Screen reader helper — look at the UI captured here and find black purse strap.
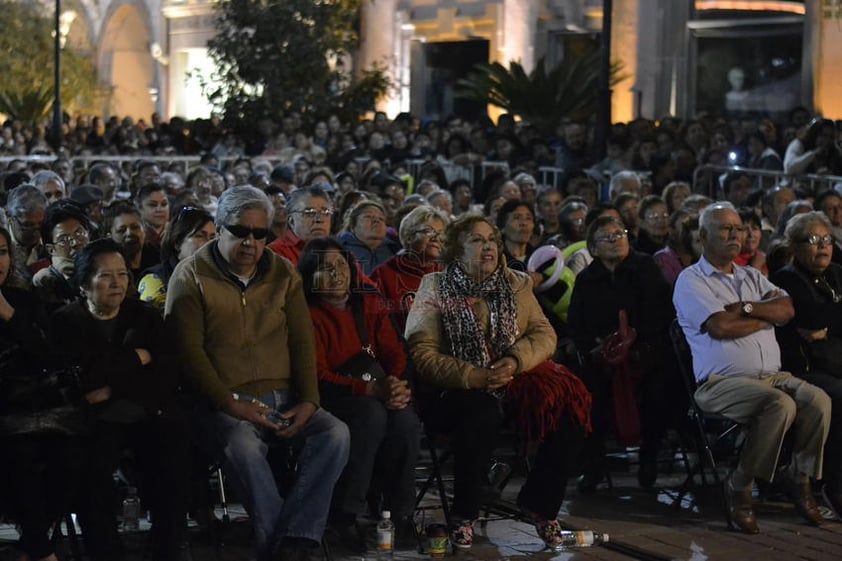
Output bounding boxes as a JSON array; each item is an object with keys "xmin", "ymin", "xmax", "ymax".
[{"xmin": 350, "ymin": 298, "xmax": 374, "ymax": 357}]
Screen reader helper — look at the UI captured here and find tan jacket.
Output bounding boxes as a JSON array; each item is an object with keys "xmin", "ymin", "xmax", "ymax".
[
  {"xmin": 165, "ymin": 242, "xmax": 319, "ymax": 408},
  {"xmin": 405, "ymin": 268, "xmax": 556, "ymax": 390}
]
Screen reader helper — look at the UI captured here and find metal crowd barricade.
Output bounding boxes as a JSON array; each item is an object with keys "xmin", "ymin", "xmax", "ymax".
[{"xmin": 693, "ymin": 164, "xmax": 842, "ymax": 198}]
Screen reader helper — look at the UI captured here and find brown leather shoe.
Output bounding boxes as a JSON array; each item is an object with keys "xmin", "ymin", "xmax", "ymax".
[
  {"xmin": 724, "ymin": 481, "xmax": 760, "ymax": 534},
  {"xmin": 789, "ymin": 479, "xmax": 823, "ymax": 526}
]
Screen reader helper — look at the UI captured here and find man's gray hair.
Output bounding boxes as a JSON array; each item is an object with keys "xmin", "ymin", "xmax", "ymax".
[
  {"xmin": 285, "ymin": 186, "xmax": 331, "ymax": 214},
  {"xmin": 7, "ymin": 184, "xmax": 48, "ymax": 217},
  {"xmin": 216, "ymin": 185, "xmax": 274, "ymax": 226},
  {"xmin": 30, "ymin": 170, "xmax": 65, "ymax": 191},
  {"xmin": 699, "ymin": 201, "xmax": 738, "ymax": 233},
  {"xmin": 784, "ymin": 211, "xmax": 832, "ymax": 245},
  {"xmin": 399, "ymin": 204, "xmax": 450, "ymax": 247}
]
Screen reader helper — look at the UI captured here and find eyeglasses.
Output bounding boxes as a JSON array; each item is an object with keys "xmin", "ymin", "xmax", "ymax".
[
  {"xmin": 595, "ymin": 230, "xmax": 629, "ymax": 244},
  {"xmin": 800, "ymin": 235, "xmax": 835, "ymax": 247},
  {"xmin": 645, "ymin": 212, "xmax": 669, "ymax": 221},
  {"xmin": 294, "ymin": 208, "xmax": 333, "ymax": 220},
  {"xmin": 416, "ymin": 227, "xmax": 444, "ymax": 241},
  {"xmin": 224, "ymin": 224, "xmax": 269, "ymax": 240},
  {"xmin": 53, "ymin": 228, "xmax": 89, "ymax": 249}
]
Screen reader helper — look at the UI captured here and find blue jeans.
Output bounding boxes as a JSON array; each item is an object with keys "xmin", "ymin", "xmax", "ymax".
[{"xmin": 196, "ymin": 390, "xmax": 350, "ymax": 561}]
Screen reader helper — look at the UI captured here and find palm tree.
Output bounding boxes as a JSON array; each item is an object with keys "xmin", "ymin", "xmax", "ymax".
[{"xmin": 455, "ymin": 52, "xmax": 623, "ymax": 135}]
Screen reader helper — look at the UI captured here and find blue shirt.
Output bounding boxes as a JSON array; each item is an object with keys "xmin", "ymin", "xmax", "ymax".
[{"xmin": 673, "ymin": 256, "xmax": 786, "ymax": 382}]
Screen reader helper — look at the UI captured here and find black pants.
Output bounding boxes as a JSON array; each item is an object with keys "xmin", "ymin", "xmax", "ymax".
[
  {"xmin": 322, "ymin": 395, "xmax": 421, "ymax": 520},
  {"xmin": 425, "ymin": 389, "xmax": 584, "ymax": 521},
  {"xmin": 0, "ymin": 433, "xmax": 84, "ymax": 559},
  {"xmin": 580, "ymin": 354, "xmax": 687, "ymax": 473},
  {"xmin": 75, "ymin": 411, "xmax": 190, "ymax": 561}
]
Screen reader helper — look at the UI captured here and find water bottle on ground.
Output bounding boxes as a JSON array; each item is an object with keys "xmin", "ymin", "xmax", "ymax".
[
  {"xmin": 122, "ymin": 486, "xmax": 141, "ymax": 531},
  {"xmin": 558, "ymin": 530, "xmax": 609, "ymax": 547},
  {"xmin": 376, "ymin": 510, "xmax": 394, "ymax": 560}
]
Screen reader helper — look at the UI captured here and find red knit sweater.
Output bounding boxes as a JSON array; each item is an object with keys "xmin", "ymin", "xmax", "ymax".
[
  {"xmin": 370, "ymin": 253, "xmax": 442, "ymax": 333},
  {"xmin": 309, "ymin": 292, "xmax": 408, "ymax": 397}
]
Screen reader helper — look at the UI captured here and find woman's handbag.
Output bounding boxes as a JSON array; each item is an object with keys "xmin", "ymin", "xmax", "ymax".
[
  {"xmin": 334, "ymin": 299, "xmax": 386, "ymax": 382},
  {"xmin": 0, "ymin": 352, "xmax": 86, "ymax": 436},
  {"xmin": 600, "ymin": 310, "xmax": 641, "ymax": 447}
]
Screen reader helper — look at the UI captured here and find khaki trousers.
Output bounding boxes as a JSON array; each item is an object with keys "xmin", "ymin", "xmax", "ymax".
[{"xmin": 694, "ymin": 372, "xmax": 831, "ymax": 482}]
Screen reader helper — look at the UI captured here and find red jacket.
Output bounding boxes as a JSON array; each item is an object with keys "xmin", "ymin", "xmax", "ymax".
[
  {"xmin": 309, "ymin": 292, "xmax": 408, "ymax": 397},
  {"xmin": 370, "ymin": 253, "xmax": 442, "ymax": 333},
  {"xmin": 267, "ymin": 230, "xmax": 305, "ymax": 265}
]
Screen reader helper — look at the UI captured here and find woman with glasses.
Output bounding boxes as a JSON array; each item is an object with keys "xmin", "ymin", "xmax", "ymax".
[
  {"xmin": 634, "ymin": 195, "xmax": 670, "ymax": 255},
  {"xmin": 569, "ymin": 215, "xmax": 683, "ymax": 491},
  {"xmin": 138, "ymin": 207, "xmax": 216, "ymax": 312},
  {"xmin": 337, "ymin": 200, "xmax": 399, "ymax": 275},
  {"xmin": 772, "ymin": 211, "xmax": 842, "ymax": 517},
  {"xmin": 297, "ymin": 238, "xmax": 420, "ymax": 552},
  {"xmin": 371, "ymin": 205, "xmax": 449, "ymax": 332}
]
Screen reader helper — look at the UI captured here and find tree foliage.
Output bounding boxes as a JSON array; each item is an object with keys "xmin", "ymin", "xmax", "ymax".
[
  {"xmin": 455, "ymin": 52, "xmax": 624, "ymax": 136},
  {"xmin": 0, "ymin": 0, "xmax": 98, "ymax": 125},
  {"xmin": 206, "ymin": 0, "xmax": 392, "ymax": 132}
]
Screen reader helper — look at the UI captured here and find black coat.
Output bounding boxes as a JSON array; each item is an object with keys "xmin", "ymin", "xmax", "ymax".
[
  {"xmin": 568, "ymin": 251, "xmax": 675, "ymax": 360},
  {"xmin": 50, "ymin": 298, "xmax": 181, "ymax": 417},
  {"xmin": 772, "ymin": 261, "xmax": 842, "ymax": 378}
]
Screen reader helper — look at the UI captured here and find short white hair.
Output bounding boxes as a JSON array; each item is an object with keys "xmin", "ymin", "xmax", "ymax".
[
  {"xmin": 609, "ymin": 170, "xmax": 641, "ymax": 199},
  {"xmin": 699, "ymin": 201, "xmax": 738, "ymax": 233}
]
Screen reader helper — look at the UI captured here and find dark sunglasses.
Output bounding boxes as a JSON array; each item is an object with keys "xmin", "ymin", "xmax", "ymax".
[{"xmin": 224, "ymin": 224, "xmax": 269, "ymax": 240}]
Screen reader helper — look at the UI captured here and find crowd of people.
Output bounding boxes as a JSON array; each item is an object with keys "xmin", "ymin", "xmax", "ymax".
[{"xmin": 1, "ymin": 105, "xmax": 842, "ymax": 561}]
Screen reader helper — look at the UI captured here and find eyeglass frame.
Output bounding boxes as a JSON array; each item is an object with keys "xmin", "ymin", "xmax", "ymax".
[{"xmin": 594, "ymin": 229, "xmax": 629, "ymax": 244}]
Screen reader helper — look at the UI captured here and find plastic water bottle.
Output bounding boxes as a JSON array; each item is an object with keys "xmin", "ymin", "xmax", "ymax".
[
  {"xmin": 375, "ymin": 510, "xmax": 394, "ymax": 559},
  {"xmin": 122, "ymin": 487, "xmax": 141, "ymax": 531},
  {"xmin": 558, "ymin": 530, "xmax": 609, "ymax": 547}
]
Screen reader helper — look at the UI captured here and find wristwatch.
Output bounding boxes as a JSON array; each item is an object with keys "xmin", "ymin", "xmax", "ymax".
[{"xmin": 741, "ymin": 302, "xmax": 754, "ymax": 317}]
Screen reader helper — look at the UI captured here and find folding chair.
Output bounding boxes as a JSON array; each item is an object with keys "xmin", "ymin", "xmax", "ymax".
[{"xmin": 669, "ymin": 319, "xmax": 742, "ymax": 520}]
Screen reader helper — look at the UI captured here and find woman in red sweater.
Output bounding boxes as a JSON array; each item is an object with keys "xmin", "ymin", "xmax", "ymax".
[
  {"xmin": 298, "ymin": 238, "xmax": 420, "ymax": 551},
  {"xmin": 370, "ymin": 205, "xmax": 450, "ymax": 333}
]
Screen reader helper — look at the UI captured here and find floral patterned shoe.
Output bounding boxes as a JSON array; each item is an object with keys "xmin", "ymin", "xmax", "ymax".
[
  {"xmin": 450, "ymin": 519, "xmax": 474, "ymax": 549},
  {"xmin": 535, "ymin": 519, "xmax": 565, "ymax": 551}
]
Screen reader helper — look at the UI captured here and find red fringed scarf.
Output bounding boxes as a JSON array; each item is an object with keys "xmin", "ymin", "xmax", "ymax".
[{"xmin": 504, "ymin": 361, "xmax": 592, "ymax": 447}]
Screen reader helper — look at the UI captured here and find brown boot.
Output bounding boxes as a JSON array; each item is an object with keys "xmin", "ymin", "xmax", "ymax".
[
  {"xmin": 724, "ymin": 480, "xmax": 759, "ymax": 534},
  {"xmin": 788, "ymin": 478, "xmax": 824, "ymax": 526}
]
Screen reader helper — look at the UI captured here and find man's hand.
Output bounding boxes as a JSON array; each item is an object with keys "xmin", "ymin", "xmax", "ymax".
[
  {"xmin": 797, "ymin": 327, "xmax": 828, "ymax": 342},
  {"xmin": 134, "ymin": 348, "xmax": 152, "ymax": 366},
  {"xmin": 220, "ymin": 395, "xmax": 278, "ymax": 431},
  {"xmin": 275, "ymin": 401, "xmax": 317, "ymax": 439}
]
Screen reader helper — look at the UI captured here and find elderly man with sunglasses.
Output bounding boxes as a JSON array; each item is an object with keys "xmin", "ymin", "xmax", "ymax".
[{"xmin": 166, "ymin": 186, "xmax": 349, "ymax": 561}]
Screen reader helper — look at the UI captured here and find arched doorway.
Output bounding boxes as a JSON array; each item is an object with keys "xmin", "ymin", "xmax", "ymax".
[{"xmin": 98, "ymin": 3, "xmax": 155, "ymax": 120}]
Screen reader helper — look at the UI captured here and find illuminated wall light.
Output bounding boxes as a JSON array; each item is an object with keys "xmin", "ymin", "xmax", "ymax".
[{"xmin": 694, "ymin": 1, "xmax": 806, "ymax": 15}]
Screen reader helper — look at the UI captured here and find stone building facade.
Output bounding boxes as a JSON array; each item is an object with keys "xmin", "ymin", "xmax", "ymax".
[{"xmin": 55, "ymin": 0, "xmax": 842, "ymax": 122}]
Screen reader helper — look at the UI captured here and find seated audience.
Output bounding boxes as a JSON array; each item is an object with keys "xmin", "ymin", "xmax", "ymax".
[
  {"xmin": 569, "ymin": 216, "xmax": 682, "ymax": 490},
  {"xmin": 138, "ymin": 207, "xmax": 216, "ymax": 312},
  {"xmin": 298, "ymin": 238, "xmax": 420, "ymax": 551},
  {"xmin": 674, "ymin": 202, "xmax": 831, "ymax": 533},
  {"xmin": 165, "ymin": 186, "xmax": 349, "ymax": 561},
  {"xmin": 337, "ymin": 200, "xmax": 399, "ymax": 275},
  {"xmin": 51, "ymin": 239, "xmax": 189, "ymax": 561},
  {"xmin": 371, "ymin": 205, "xmax": 449, "ymax": 332},
  {"xmin": 101, "ymin": 202, "xmax": 159, "ymax": 286},
  {"xmin": 0, "ymin": 225, "xmax": 83, "ymax": 561},
  {"xmin": 772, "ymin": 211, "xmax": 842, "ymax": 517},
  {"xmin": 267, "ymin": 185, "xmax": 333, "ymax": 264},
  {"xmin": 405, "ymin": 214, "xmax": 591, "ymax": 551}
]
